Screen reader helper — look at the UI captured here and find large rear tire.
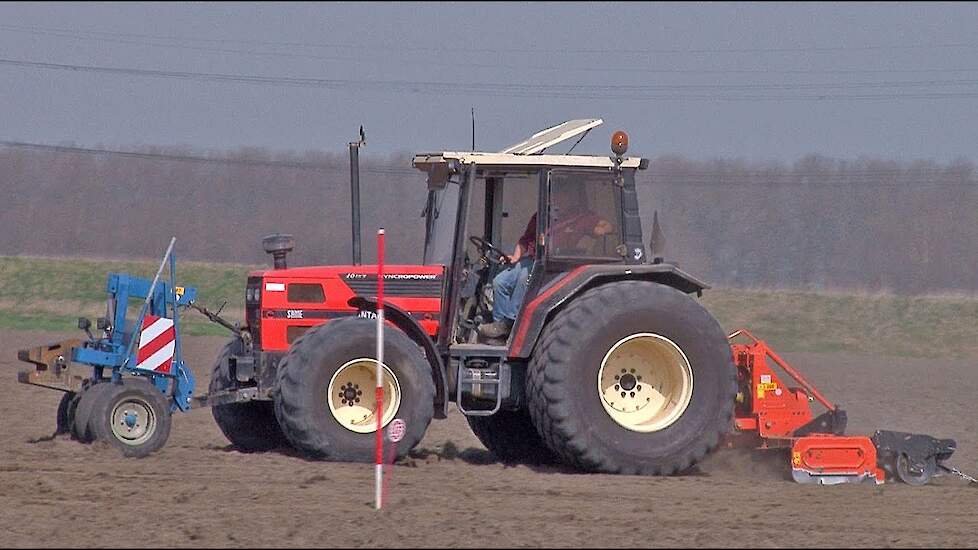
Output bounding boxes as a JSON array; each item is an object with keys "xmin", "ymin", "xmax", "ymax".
[
  {"xmin": 209, "ymin": 338, "xmax": 288, "ymax": 452},
  {"xmin": 466, "ymin": 410, "xmax": 557, "ymax": 465},
  {"xmin": 273, "ymin": 317, "xmax": 435, "ymax": 462},
  {"xmin": 527, "ymin": 280, "xmax": 736, "ymax": 475}
]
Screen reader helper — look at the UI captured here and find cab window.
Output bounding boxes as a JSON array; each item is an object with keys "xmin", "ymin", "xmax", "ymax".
[{"xmin": 548, "ymin": 170, "xmax": 623, "ymax": 259}]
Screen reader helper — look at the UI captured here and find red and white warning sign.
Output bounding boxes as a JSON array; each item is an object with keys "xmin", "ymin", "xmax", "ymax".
[
  {"xmin": 387, "ymin": 419, "xmax": 406, "ymax": 443},
  {"xmin": 135, "ymin": 315, "xmax": 175, "ymax": 373}
]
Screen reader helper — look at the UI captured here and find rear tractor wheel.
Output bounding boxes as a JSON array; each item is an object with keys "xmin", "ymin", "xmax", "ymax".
[{"xmin": 527, "ymin": 280, "xmax": 737, "ymax": 475}]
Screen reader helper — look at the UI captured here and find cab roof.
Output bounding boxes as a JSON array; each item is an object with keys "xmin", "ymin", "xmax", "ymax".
[
  {"xmin": 413, "ymin": 151, "xmax": 646, "ymax": 170},
  {"xmin": 412, "ymin": 118, "xmax": 647, "ymax": 175}
]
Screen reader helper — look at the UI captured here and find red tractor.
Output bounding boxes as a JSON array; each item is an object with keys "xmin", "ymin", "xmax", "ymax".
[
  {"xmin": 212, "ymin": 119, "xmax": 737, "ymax": 475},
  {"xmin": 15, "ymin": 119, "xmax": 963, "ymax": 483}
]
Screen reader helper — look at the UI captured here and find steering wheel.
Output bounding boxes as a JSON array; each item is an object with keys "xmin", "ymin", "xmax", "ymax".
[{"xmin": 469, "ymin": 236, "xmax": 510, "ymax": 266}]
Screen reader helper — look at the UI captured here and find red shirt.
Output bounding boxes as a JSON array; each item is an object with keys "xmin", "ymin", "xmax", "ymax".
[{"xmin": 516, "ymin": 211, "xmax": 603, "ymax": 259}]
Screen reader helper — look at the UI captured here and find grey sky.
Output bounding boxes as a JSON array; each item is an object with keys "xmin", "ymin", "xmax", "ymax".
[{"xmin": 1, "ymin": 2, "xmax": 976, "ymax": 161}]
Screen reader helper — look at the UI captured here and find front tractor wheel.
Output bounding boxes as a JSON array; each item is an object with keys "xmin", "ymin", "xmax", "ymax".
[
  {"xmin": 210, "ymin": 338, "xmax": 289, "ymax": 452},
  {"xmin": 326, "ymin": 358, "xmax": 402, "ymax": 434},
  {"xmin": 273, "ymin": 318, "xmax": 435, "ymax": 462},
  {"xmin": 527, "ymin": 280, "xmax": 736, "ymax": 476}
]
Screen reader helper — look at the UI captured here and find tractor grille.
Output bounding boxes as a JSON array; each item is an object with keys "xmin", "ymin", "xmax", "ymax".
[
  {"xmin": 245, "ymin": 276, "xmax": 262, "ymax": 349},
  {"xmin": 342, "ymin": 275, "xmax": 442, "ymax": 297}
]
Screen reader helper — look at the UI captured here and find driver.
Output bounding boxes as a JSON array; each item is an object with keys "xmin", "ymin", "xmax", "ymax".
[{"xmin": 478, "ymin": 183, "xmax": 613, "ymax": 341}]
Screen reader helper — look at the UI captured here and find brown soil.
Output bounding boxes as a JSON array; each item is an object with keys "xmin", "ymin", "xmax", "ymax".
[{"xmin": 1, "ymin": 329, "xmax": 976, "ymax": 548}]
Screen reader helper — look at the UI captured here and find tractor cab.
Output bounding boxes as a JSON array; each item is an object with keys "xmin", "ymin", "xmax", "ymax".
[
  {"xmin": 410, "ymin": 119, "xmax": 702, "ymax": 415},
  {"xmin": 416, "ymin": 119, "xmax": 649, "ymax": 344}
]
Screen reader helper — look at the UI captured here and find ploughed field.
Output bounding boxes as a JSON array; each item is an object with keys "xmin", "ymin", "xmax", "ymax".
[{"xmin": 1, "ymin": 329, "xmax": 976, "ymax": 548}]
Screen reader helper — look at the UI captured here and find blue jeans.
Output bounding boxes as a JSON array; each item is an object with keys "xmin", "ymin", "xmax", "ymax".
[{"xmin": 492, "ymin": 257, "xmax": 533, "ymax": 322}]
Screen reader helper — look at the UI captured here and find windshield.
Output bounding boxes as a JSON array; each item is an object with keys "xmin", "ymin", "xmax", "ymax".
[{"xmin": 422, "ymin": 182, "xmax": 460, "ymax": 265}]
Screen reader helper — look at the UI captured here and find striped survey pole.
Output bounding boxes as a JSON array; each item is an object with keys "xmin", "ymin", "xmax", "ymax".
[{"xmin": 375, "ymin": 228, "xmax": 385, "ymax": 510}]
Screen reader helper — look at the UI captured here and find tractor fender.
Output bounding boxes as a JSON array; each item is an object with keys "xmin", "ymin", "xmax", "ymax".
[
  {"xmin": 509, "ymin": 263, "xmax": 710, "ymax": 359},
  {"xmin": 347, "ymin": 296, "xmax": 448, "ymax": 419}
]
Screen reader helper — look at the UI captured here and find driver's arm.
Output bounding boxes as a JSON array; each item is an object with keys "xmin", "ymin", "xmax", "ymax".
[
  {"xmin": 511, "ymin": 213, "xmax": 536, "ymax": 263},
  {"xmin": 510, "ymin": 242, "xmax": 524, "ymax": 263}
]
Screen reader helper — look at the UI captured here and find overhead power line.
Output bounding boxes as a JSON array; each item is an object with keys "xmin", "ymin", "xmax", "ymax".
[
  {"xmin": 4, "ymin": 24, "xmax": 978, "ymax": 76},
  {"xmin": 0, "ymin": 24, "xmax": 356, "ymax": 64},
  {"xmin": 1, "ymin": 140, "xmax": 973, "ymax": 187},
  {"xmin": 0, "ymin": 25, "xmax": 978, "ymax": 75},
  {"xmin": 3, "ymin": 23, "xmax": 978, "ymax": 56},
  {"xmin": 0, "ymin": 140, "xmax": 421, "ymax": 175},
  {"xmin": 2, "ymin": 57, "xmax": 978, "ymax": 101}
]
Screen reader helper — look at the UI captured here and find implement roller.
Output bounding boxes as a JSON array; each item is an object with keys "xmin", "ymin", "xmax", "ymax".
[{"xmin": 726, "ymin": 329, "xmax": 964, "ymax": 485}]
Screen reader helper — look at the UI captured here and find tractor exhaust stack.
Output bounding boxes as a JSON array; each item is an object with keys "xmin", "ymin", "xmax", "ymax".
[
  {"xmin": 349, "ymin": 126, "xmax": 366, "ymax": 265},
  {"xmin": 262, "ymin": 234, "xmax": 295, "ymax": 270}
]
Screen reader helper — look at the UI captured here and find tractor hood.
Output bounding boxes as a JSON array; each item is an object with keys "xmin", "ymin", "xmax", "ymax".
[{"xmin": 245, "ymin": 264, "xmax": 445, "ymax": 351}]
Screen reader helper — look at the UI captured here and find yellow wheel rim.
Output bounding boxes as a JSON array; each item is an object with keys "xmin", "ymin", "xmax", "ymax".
[
  {"xmin": 327, "ymin": 358, "xmax": 401, "ymax": 434},
  {"xmin": 597, "ymin": 333, "xmax": 693, "ymax": 433}
]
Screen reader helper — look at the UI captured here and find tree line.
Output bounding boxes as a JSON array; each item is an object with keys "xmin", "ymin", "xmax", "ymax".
[{"xmin": 0, "ymin": 145, "xmax": 974, "ymax": 294}]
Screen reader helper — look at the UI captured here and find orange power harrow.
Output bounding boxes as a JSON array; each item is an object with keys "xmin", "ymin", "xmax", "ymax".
[{"xmin": 726, "ymin": 329, "xmax": 968, "ymax": 486}]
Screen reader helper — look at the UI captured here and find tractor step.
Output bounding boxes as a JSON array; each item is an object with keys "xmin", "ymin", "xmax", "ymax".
[
  {"xmin": 451, "ymin": 344, "xmax": 511, "ymax": 417},
  {"xmin": 456, "ymin": 361, "xmax": 511, "ymax": 416},
  {"xmin": 449, "ymin": 344, "xmax": 512, "ymax": 416}
]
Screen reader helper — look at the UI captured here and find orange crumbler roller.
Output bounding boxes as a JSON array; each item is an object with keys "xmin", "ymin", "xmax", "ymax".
[{"xmin": 726, "ymin": 329, "xmax": 955, "ymax": 485}]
